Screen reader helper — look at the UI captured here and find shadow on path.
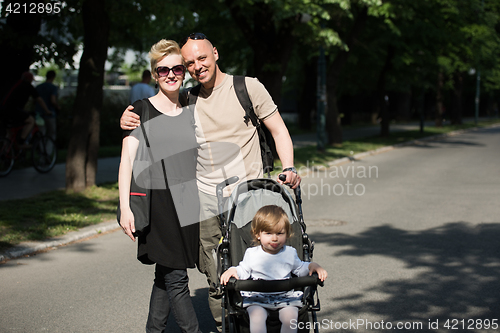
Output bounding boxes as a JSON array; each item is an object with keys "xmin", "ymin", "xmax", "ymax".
[{"xmin": 312, "ymin": 222, "xmax": 500, "ymax": 332}]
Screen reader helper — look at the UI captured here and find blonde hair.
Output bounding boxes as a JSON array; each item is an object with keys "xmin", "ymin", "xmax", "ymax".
[
  {"xmin": 149, "ymin": 39, "xmax": 182, "ymax": 78},
  {"xmin": 251, "ymin": 205, "xmax": 292, "ymax": 244}
]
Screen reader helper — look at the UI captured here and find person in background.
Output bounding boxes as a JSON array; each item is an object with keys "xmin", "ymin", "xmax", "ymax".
[
  {"xmin": 1, "ymin": 71, "xmax": 51, "ymax": 148},
  {"xmin": 35, "ymin": 70, "xmax": 60, "ymax": 141},
  {"xmin": 130, "ymin": 69, "xmax": 156, "ymax": 104}
]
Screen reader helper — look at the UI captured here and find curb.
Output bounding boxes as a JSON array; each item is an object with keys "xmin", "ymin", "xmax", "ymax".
[
  {"xmin": 1, "ymin": 122, "xmax": 498, "ymax": 262},
  {"xmin": 0, "ymin": 220, "xmax": 120, "ymax": 262}
]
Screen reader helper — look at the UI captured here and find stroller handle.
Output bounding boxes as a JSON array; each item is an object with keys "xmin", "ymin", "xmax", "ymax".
[
  {"xmin": 216, "ymin": 176, "xmax": 239, "ymax": 217},
  {"xmin": 216, "ymin": 176, "xmax": 240, "ymax": 198},
  {"xmin": 278, "ymin": 173, "xmax": 305, "ymax": 232},
  {"xmin": 226, "ymin": 275, "xmax": 323, "ymax": 292}
]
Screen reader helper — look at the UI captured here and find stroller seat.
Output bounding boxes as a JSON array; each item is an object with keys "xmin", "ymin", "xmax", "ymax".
[{"xmin": 216, "ymin": 178, "xmax": 323, "ymax": 333}]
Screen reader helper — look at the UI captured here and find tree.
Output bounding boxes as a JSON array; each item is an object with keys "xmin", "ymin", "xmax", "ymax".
[
  {"xmin": 223, "ymin": 0, "xmax": 308, "ymax": 108},
  {"xmin": 4, "ymin": 0, "xmax": 500, "ymax": 189},
  {"xmin": 65, "ymin": 0, "xmax": 109, "ymax": 191},
  {"xmin": 324, "ymin": 3, "xmax": 370, "ymax": 144}
]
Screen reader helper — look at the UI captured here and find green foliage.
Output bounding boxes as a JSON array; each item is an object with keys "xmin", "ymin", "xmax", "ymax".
[
  {"xmin": 16, "ymin": 0, "xmax": 500, "ymax": 105},
  {"xmin": 3, "ymin": 0, "xmax": 500, "ymax": 151}
]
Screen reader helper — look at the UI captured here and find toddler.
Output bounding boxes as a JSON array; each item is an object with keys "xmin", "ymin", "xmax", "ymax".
[{"xmin": 221, "ymin": 205, "xmax": 327, "ymax": 333}]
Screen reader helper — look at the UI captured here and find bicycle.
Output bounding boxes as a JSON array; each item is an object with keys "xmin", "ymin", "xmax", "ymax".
[{"xmin": 0, "ymin": 119, "xmax": 57, "ymax": 176}]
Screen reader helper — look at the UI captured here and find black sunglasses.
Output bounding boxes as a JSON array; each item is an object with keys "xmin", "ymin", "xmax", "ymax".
[
  {"xmin": 180, "ymin": 32, "xmax": 208, "ymax": 47},
  {"xmin": 156, "ymin": 65, "xmax": 185, "ymax": 77}
]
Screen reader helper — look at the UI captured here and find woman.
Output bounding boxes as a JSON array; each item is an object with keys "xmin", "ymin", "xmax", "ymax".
[{"xmin": 118, "ymin": 39, "xmax": 201, "ymax": 333}]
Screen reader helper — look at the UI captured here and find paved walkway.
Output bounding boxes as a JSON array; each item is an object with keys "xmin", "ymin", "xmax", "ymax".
[
  {"xmin": 1, "ymin": 118, "xmax": 496, "ymax": 261},
  {"xmin": 2, "ymin": 123, "xmax": 499, "ymax": 331}
]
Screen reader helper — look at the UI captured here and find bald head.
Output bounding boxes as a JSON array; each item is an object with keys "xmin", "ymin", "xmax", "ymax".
[
  {"xmin": 181, "ymin": 38, "xmax": 216, "ymax": 60},
  {"xmin": 181, "ymin": 39, "xmax": 223, "ymax": 89}
]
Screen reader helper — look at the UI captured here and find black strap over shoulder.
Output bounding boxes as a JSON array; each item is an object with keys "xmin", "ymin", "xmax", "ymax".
[
  {"xmin": 187, "ymin": 84, "xmax": 202, "ymax": 106},
  {"xmin": 139, "ymin": 99, "xmax": 154, "ymax": 161},
  {"xmin": 233, "ymin": 75, "xmax": 259, "ymax": 128},
  {"xmin": 233, "ymin": 76, "xmax": 274, "ymax": 176}
]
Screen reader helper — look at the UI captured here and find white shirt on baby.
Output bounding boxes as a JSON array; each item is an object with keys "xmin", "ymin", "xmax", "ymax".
[{"xmin": 235, "ymin": 245, "xmax": 310, "ymax": 281}]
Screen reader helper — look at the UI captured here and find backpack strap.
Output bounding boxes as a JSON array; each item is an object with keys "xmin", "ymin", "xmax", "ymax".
[
  {"xmin": 139, "ymin": 99, "xmax": 154, "ymax": 162},
  {"xmin": 233, "ymin": 76, "xmax": 274, "ymax": 177},
  {"xmin": 233, "ymin": 76, "xmax": 259, "ymax": 128},
  {"xmin": 187, "ymin": 84, "xmax": 202, "ymax": 106}
]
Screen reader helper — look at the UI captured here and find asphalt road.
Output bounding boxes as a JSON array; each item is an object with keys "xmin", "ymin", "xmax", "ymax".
[{"xmin": 1, "ymin": 125, "xmax": 499, "ymax": 332}]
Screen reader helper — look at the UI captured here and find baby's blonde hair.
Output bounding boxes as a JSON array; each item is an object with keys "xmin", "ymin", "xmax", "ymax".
[
  {"xmin": 149, "ymin": 39, "xmax": 182, "ymax": 78},
  {"xmin": 251, "ymin": 205, "xmax": 292, "ymax": 244}
]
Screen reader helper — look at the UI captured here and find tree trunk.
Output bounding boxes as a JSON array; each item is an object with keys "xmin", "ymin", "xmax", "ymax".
[
  {"xmin": 325, "ymin": 88, "xmax": 343, "ymax": 145},
  {"xmin": 325, "ymin": 6, "xmax": 368, "ymax": 145},
  {"xmin": 297, "ymin": 56, "xmax": 318, "ymax": 131},
  {"xmin": 65, "ymin": 0, "xmax": 109, "ymax": 192},
  {"xmin": 251, "ymin": 15, "xmax": 295, "ymax": 109},
  {"xmin": 435, "ymin": 71, "xmax": 445, "ymax": 127},
  {"xmin": 224, "ymin": 1, "xmax": 297, "ymax": 160},
  {"xmin": 450, "ymin": 71, "xmax": 463, "ymax": 125},
  {"xmin": 224, "ymin": 0, "xmax": 296, "ymax": 108},
  {"xmin": 376, "ymin": 45, "xmax": 395, "ymax": 137}
]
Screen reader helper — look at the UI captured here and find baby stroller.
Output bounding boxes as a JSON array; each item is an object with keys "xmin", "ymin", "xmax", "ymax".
[{"xmin": 216, "ymin": 175, "xmax": 323, "ymax": 333}]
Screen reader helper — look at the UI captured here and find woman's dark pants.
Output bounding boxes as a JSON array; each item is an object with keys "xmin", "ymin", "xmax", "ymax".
[{"xmin": 146, "ymin": 264, "xmax": 201, "ymax": 333}]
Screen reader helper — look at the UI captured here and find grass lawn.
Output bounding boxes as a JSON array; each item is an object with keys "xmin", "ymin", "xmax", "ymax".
[
  {"xmin": 1, "ymin": 119, "xmax": 499, "ymax": 252},
  {"xmin": 0, "ymin": 183, "xmax": 119, "ymax": 252}
]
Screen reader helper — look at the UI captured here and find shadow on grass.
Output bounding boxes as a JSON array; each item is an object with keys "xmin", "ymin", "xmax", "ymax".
[
  {"xmin": 311, "ymin": 222, "xmax": 500, "ymax": 332},
  {"xmin": 0, "ymin": 182, "xmax": 119, "ymax": 252}
]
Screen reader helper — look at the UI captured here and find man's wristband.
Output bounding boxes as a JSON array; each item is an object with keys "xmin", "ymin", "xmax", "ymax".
[{"xmin": 282, "ymin": 167, "xmax": 297, "ymax": 174}]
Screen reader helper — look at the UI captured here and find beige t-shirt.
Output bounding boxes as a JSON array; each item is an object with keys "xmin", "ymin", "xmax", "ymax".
[{"xmin": 193, "ymin": 74, "xmax": 277, "ymax": 195}]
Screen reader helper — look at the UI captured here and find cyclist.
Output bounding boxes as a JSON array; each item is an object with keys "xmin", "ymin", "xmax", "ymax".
[
  {"xmin": 1, "ymin": 71, "xmax": 51, "ymax": 148},
  {"xmin": 35, "ymin": 70, "xmax": 60, "ymax": 141}
]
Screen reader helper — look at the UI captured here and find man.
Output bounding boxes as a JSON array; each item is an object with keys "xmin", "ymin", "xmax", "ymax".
[
  {"xmin": 130, "ymin": 69, "xmax": 155, "ymax": 103},
  {"xmin": 2, "ymin": 71, "xmax": 51, "ymax": 147},
  {"xmin": 35, "ymin": 70, "xmax": 60, "ymax": 141},
  {"xmin": 120, "ymin": 33, "xmax": 300, "ymax": 331}
]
